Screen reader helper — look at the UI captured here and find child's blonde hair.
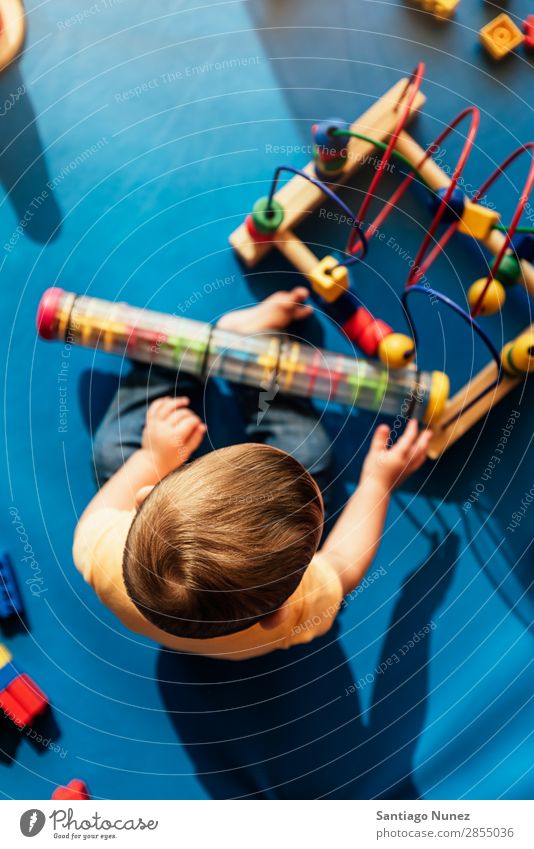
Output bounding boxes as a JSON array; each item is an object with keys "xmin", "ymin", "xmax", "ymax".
[{"xmin": 123, "ymin": 443, "xmax": 324, "ymax": 638}]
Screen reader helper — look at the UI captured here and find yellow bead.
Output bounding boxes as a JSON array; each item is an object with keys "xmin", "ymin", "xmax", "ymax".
[
  {"xmin": 457, "ymin": 201, "xmax": 500, "ymax": 241},
  {"xmin": 423, "ymin": 371, "xmax": 450, "ymax": 426},
  {"xmin": 501, "ymin": 332, "xmax": 534, "ymax": 375},
  {"xmin": 377, "ymin": 333, "xmax": 415, "ymax": 368},
  {"xmin": 307, "ymin": 256, "xmax": 349, "ymax": 303},
  {"xmin": 467, "ymin": 278, "xmax": 506, "ymax": 316}
]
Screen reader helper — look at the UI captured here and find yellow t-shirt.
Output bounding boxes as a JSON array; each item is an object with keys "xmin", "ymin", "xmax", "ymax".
[{"xmin": 73, "ymin": 508, "xmax": 343, "ymax": 660}]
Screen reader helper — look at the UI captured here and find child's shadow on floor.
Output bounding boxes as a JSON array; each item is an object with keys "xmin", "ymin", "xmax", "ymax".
[{"xmin": 158, "ymin": 530, "xmax": 458, "ymax": 799}]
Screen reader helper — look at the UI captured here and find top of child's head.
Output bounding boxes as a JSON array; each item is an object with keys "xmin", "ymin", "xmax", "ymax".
[{"xmin": 122, "ymin": 443, "xmax": 324, "ymax": 640}]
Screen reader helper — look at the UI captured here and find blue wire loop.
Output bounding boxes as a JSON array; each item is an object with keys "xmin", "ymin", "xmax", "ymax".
[
  {"xmin": 266, "ymin": 165, "xmax": 368, "ymax": 261},
  {"xmin": 401, "ymin": 285, "xmax": 503, "ymax": 379}
]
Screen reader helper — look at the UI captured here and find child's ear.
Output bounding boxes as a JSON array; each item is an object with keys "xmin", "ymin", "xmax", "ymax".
[
  {"xmin": 260, "ymin": 601, "xmax": 291, "ymax": 631},
  {"xmin": 135, "ymin": 485, "xmax": 154, "ymax": 508}
]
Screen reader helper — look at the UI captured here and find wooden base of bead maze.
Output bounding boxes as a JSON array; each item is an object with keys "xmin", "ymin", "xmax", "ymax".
[
  {"xmin": 427, "ymin": 326, "xmax": 532, "ymax": 459},
  {"xmin": 229, "ymin": 77, "xmax": 426, "ymax": 274},
  {"xmin": 0, "ymin": 0, "xmax": 25, "ymax": 71}
]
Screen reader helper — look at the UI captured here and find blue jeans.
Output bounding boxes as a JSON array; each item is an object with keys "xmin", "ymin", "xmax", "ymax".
[{"xmin": 92, "ymin": 364, "xmax": 333, "ymax": 496}]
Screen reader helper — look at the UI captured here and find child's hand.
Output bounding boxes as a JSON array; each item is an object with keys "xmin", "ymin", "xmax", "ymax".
[
  {"xmin": 217, "ymin": 287, "xmax": 313, "ymax": 334},
  {"xmin": 141, "ymin": 397, "xmax": 206, "ymax": 477},
  {"xmin": 361, "ymin": 419, "xmax": 432, "ymax": 492}
]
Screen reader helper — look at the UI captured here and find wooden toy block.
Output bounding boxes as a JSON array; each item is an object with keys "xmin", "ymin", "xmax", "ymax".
[
  {"xmin": 307, "ymin": 255, "xmax": 349, "ymax": 302},
  {"xmin": 480, "ymin": 13, "xmax": 524, "ymax": 60},
  {"xmin": 428, "ymin": 324, "xmax": 534, "ymax": 458},
  {"xmin": 0, "ymin": 0, "xmax": 25, "ymax": 71},
  {"xmin": 230, "ymin": 77, "xmax": 426, "ymax": 267},
  {"xmin": 524, "ymin": 16, "xmax": 534, "ymax": 50},
  {"xmin": 0, "ymin": 551, "xmax": 23, "ymax": 618},
  {"xmin": 457, "ymin": 201, "xmax": 500, "ymax": 241},
  {"xmin": 52, "ymin": 779, "xmax": 90, "ymax": 801}
]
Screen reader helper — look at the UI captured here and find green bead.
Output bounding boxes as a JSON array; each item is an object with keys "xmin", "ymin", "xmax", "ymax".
[
  {"xmin": 495, "ymin": 254, "xmax": 521, "ymax": 287},
  {"xmin": 251, "ymin": 197, "xmax": 284, "ymax": 234}
]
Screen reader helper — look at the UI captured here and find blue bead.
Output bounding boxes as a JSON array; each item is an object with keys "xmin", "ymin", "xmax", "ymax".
[
  {"xmin": 312, "ymin": 118, "xmax": 349, "ymax": 153},
  {"xmin": 514, "ymin": 234, "xmax": 534, "ymax": 263},
  {"xmin": 0, "ymin": 662, "xmax": 20, "ymax": 691},
  {"xmin": 428, "ymin": 187, "xmax": 466, "ymax": 224}
]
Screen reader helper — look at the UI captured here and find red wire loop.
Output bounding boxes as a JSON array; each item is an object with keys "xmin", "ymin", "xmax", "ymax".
[
  {"xmin": 469, "ymin": 143, "xmax": 534, "ymax": 316},
  {"xmin": 406, "ymin": 106, "xmax": 480, "ymax": 285},
  {"xmin": 346, "ymin": 62, "xmax": 425, "ymax": 256}
]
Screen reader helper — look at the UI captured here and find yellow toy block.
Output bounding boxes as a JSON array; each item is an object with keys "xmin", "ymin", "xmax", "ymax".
[
  {"xmin": 307, "ymin": 255, "xmax": 349, "ymax": 303},
  {"xmin": 480, "ymin": 13, "xmax": 524, "ymax": 60},
  {"xmin": 457, "ymin": 201, "xmax": 500, "ymax": 241},
  {"xmin": 421, "ymin": 0, "xmax": 460, "ymax": 20},
  {"xmin": 0, "ymin": 644, "xmax": 13, "ymax": 668}
]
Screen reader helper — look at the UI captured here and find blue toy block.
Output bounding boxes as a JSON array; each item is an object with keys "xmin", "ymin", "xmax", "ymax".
[
  {"xmin": 0, "ymin": 552, "xmax": 23, "ymax": 619},
  {"xmin": 0, "ymin": 662, "xmax": 20, "ymax": 691}
]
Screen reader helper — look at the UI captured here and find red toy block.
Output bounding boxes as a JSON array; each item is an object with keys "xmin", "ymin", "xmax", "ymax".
[
  {"xmin": 524, "ymin": 16, "xmax": 534, "ymax": 50},
  {"xmin": 52, "ymin": 779, "xmax": 90, "ymax": 801},
  {"xmin": 0, "ymin": 687, "xmax": 31, "ymax": 727},
  {"xmin": 0, "ymin": 673, "xmax": 48, "ymax": 728}
]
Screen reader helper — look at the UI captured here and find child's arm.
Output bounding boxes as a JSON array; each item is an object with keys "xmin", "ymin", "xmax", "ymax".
[
  {"xmin": 320, "ymin": 420, "xmax": 432, "ymax": 596},
  {"xmin": 79, "ymin": 397, "xmax": 206, "ymax": 521}
]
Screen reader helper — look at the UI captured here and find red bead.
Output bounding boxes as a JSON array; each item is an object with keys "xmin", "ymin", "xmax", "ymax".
[
  {"xmin": 52, "ymin": 779, "xmax": 90, "ymax": 801},
  {"xmin": 358, "ymin": 320, "xmax": 393, "ymax": 357},
  {"xmin": 245, "ymin": 215, "xmax": 274, "ymax": 243},
  {"xmin": 524, "ymin": 16, "xmax": 534, "ymax": 49},
  {"xmin": 342, "ymin": 306, "xmax": 374, "ymax": 343}
]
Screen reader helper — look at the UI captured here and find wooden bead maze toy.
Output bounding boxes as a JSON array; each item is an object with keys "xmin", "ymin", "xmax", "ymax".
[{"xmin": 229, "ymin": 64, "xmax": 534, "ymax": 459}]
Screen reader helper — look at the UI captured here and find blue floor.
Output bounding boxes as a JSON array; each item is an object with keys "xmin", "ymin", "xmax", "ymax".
[{"xmin": 1, "ymin": 0, "xmax": 533, "ymax": 799}]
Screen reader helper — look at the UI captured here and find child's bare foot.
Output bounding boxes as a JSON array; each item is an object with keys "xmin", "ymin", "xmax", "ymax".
[
  {"xmin": 141, "ymin": 396, "xmax": 206, "ymax": 477},
  {"xmin": 217, "ymin": 287, "xmax": 313, "ymax": 334}
]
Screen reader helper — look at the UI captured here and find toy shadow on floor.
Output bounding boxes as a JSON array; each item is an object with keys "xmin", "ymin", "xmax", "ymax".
[
  {"xmin": 158, "ymin": 529, "xmax": 458, "ymax": 799},
  {"xmin": 0, "ymin": 64, "xmax": 62, "ymax": 244},
  {"xmin": 0, "ymin": 708, "xmax": 61, "ymax": 766}
]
